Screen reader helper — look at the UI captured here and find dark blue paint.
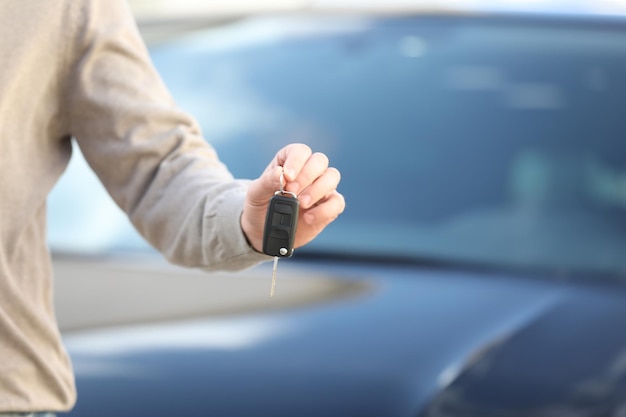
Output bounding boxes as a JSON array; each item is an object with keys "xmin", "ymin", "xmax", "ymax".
[{"xmin": 62, "ymin": 262, "xmax": 626, "ymax": 417}]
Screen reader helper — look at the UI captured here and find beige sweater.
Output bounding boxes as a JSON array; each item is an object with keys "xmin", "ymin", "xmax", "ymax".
[{"xmin": 0, "ymin": 0, "xmax": 269, "ymax": 412}]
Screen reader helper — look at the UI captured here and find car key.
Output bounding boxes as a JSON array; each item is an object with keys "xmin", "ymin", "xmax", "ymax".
[{"xmin": 263, "ymin": 169, "xmax": 299, "ymax": 297}]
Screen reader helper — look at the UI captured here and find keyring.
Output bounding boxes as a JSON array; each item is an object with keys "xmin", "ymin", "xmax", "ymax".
[{"xmin": 275, "ymin": 168, "xmax": 297, "ymax": 199}]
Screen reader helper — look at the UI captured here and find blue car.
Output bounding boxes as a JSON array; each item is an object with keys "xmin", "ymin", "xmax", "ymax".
[{"xmin": 53, "ymin": 3, "xmax": 626, "ymax": 416}]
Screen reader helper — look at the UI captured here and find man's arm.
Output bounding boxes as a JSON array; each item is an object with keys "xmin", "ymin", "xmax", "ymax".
[{"xmin": 64, "ymin": 0, "xmax": 343, "ymax": 270}]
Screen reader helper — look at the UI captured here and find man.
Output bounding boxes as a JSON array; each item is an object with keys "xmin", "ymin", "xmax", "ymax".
[{"xmin": 0, "ymin": 0, "xmax": 344, "ymax": 414}]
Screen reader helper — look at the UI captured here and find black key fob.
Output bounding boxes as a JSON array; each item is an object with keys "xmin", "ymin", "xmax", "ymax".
[{"xmin": 262, "ymin": 192, "xmax": 299, "ymax": 257}]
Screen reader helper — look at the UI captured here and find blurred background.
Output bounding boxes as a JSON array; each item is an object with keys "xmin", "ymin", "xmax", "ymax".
[{"xmin": 53, "ymin": 1, "xmax": 626, "ymax": 416}]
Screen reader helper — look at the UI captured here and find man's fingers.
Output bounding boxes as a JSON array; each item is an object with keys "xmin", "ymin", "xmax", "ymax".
[
  {"xmin": 243, "ymin": 143, "xmax": 344, "ymax": 253},
  {"xmin": 273, "ymin": 143, "xmax": 312, "ymax": 181},
  {"xmin": 297, "ymin": 190, "xmax": 346, "ymax": 248},
  {"xmin": 286, "ymin": 152, "xmax": 330, "ymax": 196},
  {"xmin": 297, "ymin": 167, "xmax": 340, "ymax": 209}
]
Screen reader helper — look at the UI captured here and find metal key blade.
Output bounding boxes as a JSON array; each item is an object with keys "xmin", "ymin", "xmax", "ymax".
[{"xmin": 270, "ymin": 256, "xmax": 279, "ymax": 297}]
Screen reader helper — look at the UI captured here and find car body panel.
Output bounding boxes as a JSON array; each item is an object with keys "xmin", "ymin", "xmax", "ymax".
[{"xmin": 62, "ymin": 261, "xmax": 626, "ymax": 417}]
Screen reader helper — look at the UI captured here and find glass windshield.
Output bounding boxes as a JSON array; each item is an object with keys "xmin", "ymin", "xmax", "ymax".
[{"xmin": 49, "ymin": 14, "xmax": 626, "ymax": 275}]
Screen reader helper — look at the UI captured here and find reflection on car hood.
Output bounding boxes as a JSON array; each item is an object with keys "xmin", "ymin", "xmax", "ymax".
[
  {"xmin": 421, "ymin": 287, "xmax": 626, "ymax": 417},
  {"xmin": 63, "ymin": 265, "xmax": 626, "ymax": 417}
]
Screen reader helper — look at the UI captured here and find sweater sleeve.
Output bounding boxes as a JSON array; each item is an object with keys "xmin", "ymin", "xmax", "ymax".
[{"xmin": 64, "ymin": 0, "xmax": 270, "ymax": 270}]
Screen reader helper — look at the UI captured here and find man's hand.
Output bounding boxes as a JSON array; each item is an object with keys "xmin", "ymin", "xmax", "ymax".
[{"xmin": 241, "ymin": 143, "xmax": 345, "ymax": 253}]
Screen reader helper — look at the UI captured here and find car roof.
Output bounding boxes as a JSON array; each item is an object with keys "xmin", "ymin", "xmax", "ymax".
[
  {"xmin": 131, "ymin": 0, "xmax": 626, "ymax": 45},
  {"xmin": 129, "ymin": 0, "xmax": 626, "ymax": 21}
]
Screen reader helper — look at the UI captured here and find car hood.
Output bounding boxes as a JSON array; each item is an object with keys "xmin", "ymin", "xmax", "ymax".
[{"xmin": 63, "ymin": 264, "xmax": 626, "ymax": 417}]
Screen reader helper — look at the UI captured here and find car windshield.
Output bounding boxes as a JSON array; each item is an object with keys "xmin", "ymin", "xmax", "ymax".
[{"xmin": 49, "ymin": 14, "xmax": 626, "ymax": 276}]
